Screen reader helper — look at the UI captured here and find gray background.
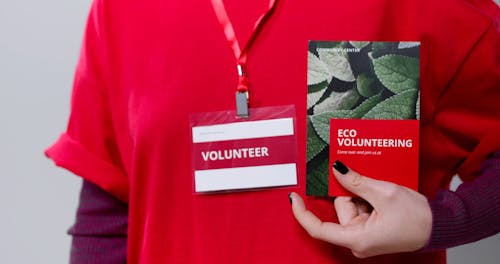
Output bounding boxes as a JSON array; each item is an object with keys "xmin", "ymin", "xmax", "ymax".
[{"xmin": 0, "ymin": 0, "xmax": 498, "ymax": 263}]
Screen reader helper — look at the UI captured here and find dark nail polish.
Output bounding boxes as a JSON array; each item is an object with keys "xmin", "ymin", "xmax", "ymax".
[
  {"xmin": 288, "ymin": 193, "xmax": 293, "ymax": 204},
  {"xmin": 333, "ymin": 160, "xmax": 349, "ymax": 175}
]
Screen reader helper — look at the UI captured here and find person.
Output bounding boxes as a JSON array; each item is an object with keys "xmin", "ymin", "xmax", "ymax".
[
  {"xmin": 46, "ymin": 0, "xmax": 500, "ymax": 263},
  {"xmin": 290, "ymin": 155, "xmax": 500, "ymax": 258}
]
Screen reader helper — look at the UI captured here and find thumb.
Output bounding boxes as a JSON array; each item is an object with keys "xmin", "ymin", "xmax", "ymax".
[{"xmin": 332, "ymin": 160, "xmax": 390, "ymax": 207}]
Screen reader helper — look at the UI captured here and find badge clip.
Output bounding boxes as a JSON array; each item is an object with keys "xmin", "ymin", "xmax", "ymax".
[
  {"xmin": 236, "ymin": 91, "xmax": 249, "ymax": 118},
  {"xmin": 236, "ymin": 64, "xmax": 249, "ymax": 118}
]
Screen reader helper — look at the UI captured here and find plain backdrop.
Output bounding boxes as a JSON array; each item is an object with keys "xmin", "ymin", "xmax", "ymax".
[{"xmin": 0, "ymin": 0, "xmax": 499, "ymax": 263}]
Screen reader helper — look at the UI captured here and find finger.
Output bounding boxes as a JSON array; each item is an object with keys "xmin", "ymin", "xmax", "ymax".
[
  {"xmin": 351, "ymin": 197, "xmax": 373, "ymax": 215},
  {"xmin": 332, "ymin": 160, "xmax": 393, "ymax": 208},
  {"xmin": 290, "ymin": 192, "xmax": 356, "ymax": 248},
  {"xmin": 351, "ymin": 212, "xmax": 370, "ymax": 226},
  {"xmin": 334, "ymin": 196, "xmax": 358, "ymax": 225}
]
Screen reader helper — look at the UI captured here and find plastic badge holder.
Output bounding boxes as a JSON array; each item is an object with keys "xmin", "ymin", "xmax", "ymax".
[{"xmin": 190, "ymin": 105, "xmax": 298, "ymax": 194}]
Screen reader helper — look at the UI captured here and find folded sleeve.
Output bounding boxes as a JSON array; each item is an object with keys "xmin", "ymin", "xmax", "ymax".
[
  {"xmin": 45, "ymin": 0, "xmax": 129, "ymax": 202},
  {"xmin": 434, "ymin": 12, "xmax": 500, "ymax": 181}
]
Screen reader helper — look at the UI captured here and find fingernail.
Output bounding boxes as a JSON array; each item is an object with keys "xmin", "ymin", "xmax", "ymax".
[
  {"xmin": 333, "ymin": 160, "xmax": 349, "ymax": 175},
  {"xmin": 288, "ymin": 193, "xmax": 293, "ymax": 204}
]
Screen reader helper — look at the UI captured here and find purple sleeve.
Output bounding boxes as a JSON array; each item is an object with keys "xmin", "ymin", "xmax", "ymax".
[
  {"xmin": 423, "ymin": 151, "xmax": 500, "ymax": 251},
  {"xmin": 68, "ymin": 180, "xmax": 128, "ymax": 264}
]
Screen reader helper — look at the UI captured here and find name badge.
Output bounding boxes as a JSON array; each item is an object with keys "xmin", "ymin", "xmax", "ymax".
[{"xmin": 190, "ymin": 105, "xmax": 298, "ymax": 193}]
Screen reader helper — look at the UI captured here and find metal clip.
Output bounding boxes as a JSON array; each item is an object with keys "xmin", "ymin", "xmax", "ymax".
[
  {"xmin": 236, "ymin": 91, "xmax": 249, "ymax": 118},
  {"xmin": 235, "ymin": 63, "xmax": 249, "ymax": 118}
]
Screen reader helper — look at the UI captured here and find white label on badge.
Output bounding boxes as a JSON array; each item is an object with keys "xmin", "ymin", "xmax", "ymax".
[
  {"xmin": 194, "ymin": 163, "xmax": 297, "ymax": 192},
  {"xmin": 192, "ymin": 118, "xmax": 294, "ymax": 143}
]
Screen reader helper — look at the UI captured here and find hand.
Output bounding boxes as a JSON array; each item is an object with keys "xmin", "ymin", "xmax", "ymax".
[{"xmin": 290, "ymin": 160, "xmax": 432, "ymax": 258}]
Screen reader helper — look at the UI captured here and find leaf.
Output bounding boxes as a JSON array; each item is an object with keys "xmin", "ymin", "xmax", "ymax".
[
  {"xmin": 398, "ymin": 42, "xmax": 420, "ymax": 49},
  {"xmin": 308, "ymin": 80, "xmax": 328, "ymax": 94},
  {"xmin": 363, "ymin": 89, "xmax": 418, "ymax": 119},
  {"xmin": 356, "ymin": 73, "xmax": 383, "ymax": 98},
  {"xmin": 313, "ymin": 88, "xmax": 360, "ymax": 114},
  {"xmin": 306, "ymin": 156, "xmax": 330, "ymax": 196},
  {"xmin": 318, "ymin": 48, "xmax": 356, "ymax": 82},
  {"xmin": 306, "ymin": 117, "xmax": 327, "ymax": 162},
  {"xmin": 308, "ymin": 89, "xmax": 327, "ymax": 109},
  {"xmin": 308, "ymin": 51, "xmax": 332, "ymax": 85},
  {"xmin": 316, "ymin": 41, "xmax": 343, "ymax": 49},
  {"xmin": 416, "ymin": 90, "xmax": 420, "ymax": 120},
  {"xmin": 373, "ymin": 54, "xmax": 419, "ymax": 94},
  {"xmin": 310, "ymin": 110, "xmax": 353, "ymax": 144},
  {"xmin": 349, "ymin": 41, "xmax": 370, "ymax": 49},
  {"xmin": 350, "ymin": 93, "xmax": 384, "ymax": 118},
  {"xmin": 371, "ymin": 42, "xmax": 396, "ymax": 58}
]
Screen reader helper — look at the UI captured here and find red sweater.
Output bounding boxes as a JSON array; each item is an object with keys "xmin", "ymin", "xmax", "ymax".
[{"xmin": 47, "ymin": 0, "xmax": 500, "ymax": 263}]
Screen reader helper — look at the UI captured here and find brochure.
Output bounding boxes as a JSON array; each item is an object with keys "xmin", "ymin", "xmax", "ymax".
[{"xmin": 306, "ymin": 41, "xmax": 420, "ymax": 197}]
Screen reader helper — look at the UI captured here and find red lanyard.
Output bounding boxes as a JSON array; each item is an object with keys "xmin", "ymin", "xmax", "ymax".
[{"xmin": 210, "ymin": 0, "xmax": 278, "ymax": 117}]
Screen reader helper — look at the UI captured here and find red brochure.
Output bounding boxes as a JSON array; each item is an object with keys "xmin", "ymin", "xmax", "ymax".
[{"xmin": 329, "ymin": 119, "xmax": 419, "ymax": 196}]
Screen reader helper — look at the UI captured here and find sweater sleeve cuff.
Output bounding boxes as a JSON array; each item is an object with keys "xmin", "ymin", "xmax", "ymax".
[
  {"xmin": 69, "ymin": 180, "xmax": 129, "ymax": 263},
  {"xmin": 70, "ymin": 236, "xmax": 127, "ymax": 264},
  {"xmin": 421, "ymin": 151, "xmax": 500, "ymax": 251},
  {"xmin": 421, "ymin": 190, "xmax": 466, "ymax": 251}
]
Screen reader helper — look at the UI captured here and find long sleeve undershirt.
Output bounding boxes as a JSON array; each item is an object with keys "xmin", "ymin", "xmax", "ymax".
[
  {"xmin": 68, "ymin": 180, "xmax": 128, "ymax": 264},
  {"xmin": 422, "ymin": 151, "xmax": 500, "ymax": 251}
]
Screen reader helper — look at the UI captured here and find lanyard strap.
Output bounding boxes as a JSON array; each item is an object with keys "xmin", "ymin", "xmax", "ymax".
[{"xmin": 210, "ymin": 0, "xmax": 277, "ymax": 117}]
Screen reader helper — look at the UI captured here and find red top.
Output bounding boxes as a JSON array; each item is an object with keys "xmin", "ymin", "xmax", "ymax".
[{"xmin": 46, "ymin": 0, "xmax": 500, "ymax": 263}]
